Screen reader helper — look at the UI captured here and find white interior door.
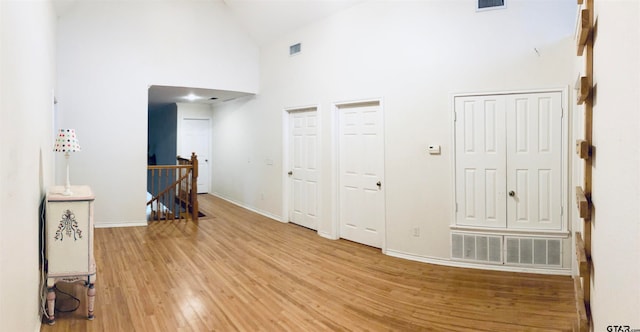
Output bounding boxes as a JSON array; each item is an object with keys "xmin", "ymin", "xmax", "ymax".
[
  {"xmin": 338, "ymin": 101, "xmax": 385, "ymax": 248},
  {"xmin": 181, "ymin": 118, "xmax": 210, "ymax": 194},
  {"xmin": 454, "ymin": 92, "xmax": 563, "ymax": 230},
  {"xmin": 288, "ymin": 109, "xmax": 319, "ymax": 230},
  {"xmin": 506, "ymin": 92, "xmax": 562, "ymax": 230},
  {"xmin": 455, "ymin": 95, "xmax": 507, "ymax": 228}
]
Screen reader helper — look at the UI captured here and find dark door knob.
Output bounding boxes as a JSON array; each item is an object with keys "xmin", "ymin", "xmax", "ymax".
[
  {"xmin": 508, "ymin": 191, "xmax": 515, "ymax": 197},
  {"xmin": 376, "ymin": 181, "xmax": 382, "ymax": 189},
  {"xmin": 287, "ymin": 171, "xmax": 293, "ymax": 176}
]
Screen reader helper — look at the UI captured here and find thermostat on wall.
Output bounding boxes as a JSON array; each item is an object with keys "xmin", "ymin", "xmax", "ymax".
[{"xmin": 428, "ymin": 144, "xmax": 441, "ymax": 155}]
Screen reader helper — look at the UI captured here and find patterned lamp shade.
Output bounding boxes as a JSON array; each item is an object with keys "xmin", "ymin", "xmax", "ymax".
[{"xmin": 54, "ymin": 129, "xmax": 81, "ymax": 152}]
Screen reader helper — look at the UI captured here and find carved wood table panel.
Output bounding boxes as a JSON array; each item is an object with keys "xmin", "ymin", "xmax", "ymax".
[{"xmin": 45, "ymin": 185, "xmax": 96, "ymax": 325}]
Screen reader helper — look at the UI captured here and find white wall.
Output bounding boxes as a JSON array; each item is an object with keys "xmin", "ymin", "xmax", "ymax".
[
  {"xmin": 0, "ymin": 0, "xmax": 57, "ymax": 330},
  {"xmin": 211, "ymin": 95, "xmax": 280, "ymax": 217},
  {"xmin": 589, "ymin": 0, "xmax": 640, "ymax": 328},
  {"xmin": 56, "ymin": 0, "xmax": 259, "ymax": 226},
  {"xmin": 212, "ymin": 0, "xmax": 576, "ymax": 260}
]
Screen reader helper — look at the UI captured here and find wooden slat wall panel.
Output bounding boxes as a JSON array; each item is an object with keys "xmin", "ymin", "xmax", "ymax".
[
  {"xmin": 573, "ymin": 277, "xmax": 589, "ymax": 332},
  {"xmin": 575, "ymin": 232, "xmax": 589, "ymax": 277},
  {"xmin": 575, "ymin": 186, "xmax": 590, "ymax": 219},
  {"xmin": 576, "ymin": 9, "xmax": 591, "ymax": 56},
  {"xmin": 574, "ymin": 0, "xmax": 594, "ymax": 329},
  {"xmin": 576, "ymin": 76, "xmax": 591, "ymax": 105},
  {"xmin": 576, "ymin": 139, "xmax": 591, "ymax": 159}
]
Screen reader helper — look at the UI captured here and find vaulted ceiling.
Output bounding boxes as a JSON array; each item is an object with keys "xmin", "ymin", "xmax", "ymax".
[
  {"xmin": 53, "ymin": 0, "xmax": 363, "ymax": 45},
  {"xmin": 221, "ymin": 0, "xmax": 363, "ymax": 45},
  {"xmin": 52, "ymin": 0, "xmax": 364, "ymax": 107}
]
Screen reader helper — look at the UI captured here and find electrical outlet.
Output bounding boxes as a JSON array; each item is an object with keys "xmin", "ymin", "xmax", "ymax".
[
  {"xmin": 412, "ymin": 227, "xmax": 420, "ymax": 237},
  {"xmin": 427, "ymin": 145, "xmax": 441, "ymax": 155}
]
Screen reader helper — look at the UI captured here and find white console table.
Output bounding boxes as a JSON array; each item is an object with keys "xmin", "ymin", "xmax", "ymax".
[{"xmin": 45, "ymin": 185, "xmax": 96, "ymax": 325}]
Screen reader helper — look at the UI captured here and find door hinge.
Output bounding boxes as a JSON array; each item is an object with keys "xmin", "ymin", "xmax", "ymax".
[
  {"xmin": 561, "ymin": 206, "xmax": 564, "ymax": 216},
  {"xmin": 453, "ymin": 111, "xmax": 457, "ymax": 122},
  {"xmin": 455, "ymin": 202, "xmax": 458, "ymax": 212}
]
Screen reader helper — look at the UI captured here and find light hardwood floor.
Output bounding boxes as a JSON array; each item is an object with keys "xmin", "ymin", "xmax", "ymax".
[{"xmin": 41, "ymin": 194, "xmax": 576, "ymax": 331}]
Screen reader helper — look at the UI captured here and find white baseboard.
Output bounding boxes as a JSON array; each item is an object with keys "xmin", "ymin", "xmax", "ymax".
[
  {"xmin": 210, "ymin": 193, "xmax": 283, "ymax": 222},
  {"xmin": 385, "ymin": 249, "xmax": 571, "ymax": 276},
  {"xmin": 95, "ymin": 220, "xmax": 147, "ymax": 228},
  {"xmin": 318, "ymin": 231, "xmax": 338, "ymax": 240}
]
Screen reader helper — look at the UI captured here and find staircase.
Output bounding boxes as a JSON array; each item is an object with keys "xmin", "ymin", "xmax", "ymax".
[{"xmin": 147, "ymin": 152, "xmax": 199, "ymax": 222}]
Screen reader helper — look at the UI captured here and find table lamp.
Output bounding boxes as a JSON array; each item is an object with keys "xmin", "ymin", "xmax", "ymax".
[{"xmin": 54, "ymin": 129, "xmax": 81, "ymax": 195}]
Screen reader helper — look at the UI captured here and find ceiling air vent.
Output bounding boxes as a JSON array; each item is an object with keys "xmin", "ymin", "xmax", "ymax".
[
  {"xmin": 477, "ymin": 0, "xmax": 505, "ymax": 11},
  {"xmin": 289, "ymin": 43, "xmax": 301, "ymax": 56}
]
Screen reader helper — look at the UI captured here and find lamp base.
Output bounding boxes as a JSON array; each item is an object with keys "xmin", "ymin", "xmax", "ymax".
[
  {"xmin": 62, "ymin": 186, "xmax": 73, "ymax": 196},
  {"xmin": 63, "ymin": 152, "xmax": 73, "ymax": 196}
]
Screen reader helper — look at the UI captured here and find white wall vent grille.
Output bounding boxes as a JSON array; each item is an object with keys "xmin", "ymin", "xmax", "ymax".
[
  {"xmin": 504, "ymin": 237, "xmax": 561, "ymax": 267},
  {"xmin": 451, "ymin": 233, "xmax": 502, "ymax": 264},
  {"xmin": 289, "ymin": 43, "xmax": 301, "ymax": 56},
  {"xmin": 477, "ymin": 0, "xmax": 506, "ymax": 11}
]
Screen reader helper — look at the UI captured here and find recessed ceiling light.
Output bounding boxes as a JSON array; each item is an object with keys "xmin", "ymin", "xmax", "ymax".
[{"xmin": 184, "ymin": 93, "xmax": 200, "ymax": 101}]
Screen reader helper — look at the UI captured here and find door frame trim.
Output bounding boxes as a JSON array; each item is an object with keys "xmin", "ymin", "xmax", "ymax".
[
  {"xmin": 331, "ymin": 98, "xmax": 387, "ymax": 251},
  {"xmin": 282, "ymin": 105, "xmax": 322, "ymax": 231},
  {"xmin": 450, "ymin": 87, "xmax": 570, "ymax": 235}
]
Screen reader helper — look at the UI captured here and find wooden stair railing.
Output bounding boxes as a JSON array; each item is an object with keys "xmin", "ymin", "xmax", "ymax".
[
  {"xmin": 177, "ymin": 153, "xmax": 198, "ymax": 222},
  {"xmin": 147, "ymin": 153, "xmax": 199, "ymax": 222}
]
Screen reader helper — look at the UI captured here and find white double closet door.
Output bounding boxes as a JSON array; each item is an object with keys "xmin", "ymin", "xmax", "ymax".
[{"xmin": 455, "ymin": 92, "xmax": 563, "ymax": 230}]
